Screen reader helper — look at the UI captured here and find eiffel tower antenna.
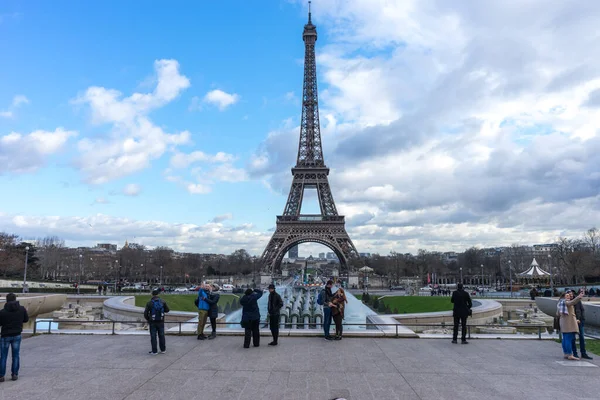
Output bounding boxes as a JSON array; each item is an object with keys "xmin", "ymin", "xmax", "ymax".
[{"xmin": 260, "ymin": 7, "xmax": 359, "ymax": 278}]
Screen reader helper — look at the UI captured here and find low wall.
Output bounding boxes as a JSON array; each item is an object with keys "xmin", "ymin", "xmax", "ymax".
[
  {"xmin": 385, "ymin": 300, "xmax": 503, "ymax": 330},
  {"xmin": 103, "ymin": 296, "xmax": 199, "ymax": 323},
  {"xmin": 2, "ymin": 293, "xmax": 67, "ymax": 318}
]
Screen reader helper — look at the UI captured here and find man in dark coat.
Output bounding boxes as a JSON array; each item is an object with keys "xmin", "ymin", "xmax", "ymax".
[
  {"xmin": 144, "ymin": 288, "xmax": 170, "ymax": 355},
  {"xmin": 205, "ymin": 285, "xmax": 220, "ymax": 340},
  {"xmin": 321, "ymin": 280, "xmax": 334, "ymax": 340},
  {"xmin": 240, "ymin": 288, "xmax": 263, "ymax": 348},
  {"xmin": 451, "ymin": 283, "xmax": 472, "ymax": 344},
  {"xmin": 267, "ymin": 284, "xmax": 283, "ymax": 346},
  {"xmin": 0, "ymin": 293, "xmax": 28, "ymax": 381},
  {"xmin": 571, "ymin": 290, "xmax": 593, "ymax": 359}
]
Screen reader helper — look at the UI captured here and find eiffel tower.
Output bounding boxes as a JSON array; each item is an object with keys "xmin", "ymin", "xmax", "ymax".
[{"xmin": 260, "ymin": 4, "xmax": 359, "ymax": 275}]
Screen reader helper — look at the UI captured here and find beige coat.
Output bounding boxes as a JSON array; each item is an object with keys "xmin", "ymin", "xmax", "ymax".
[{"xmin": 559, "ymin": 297, "xmax": 581, "ymax": 333}]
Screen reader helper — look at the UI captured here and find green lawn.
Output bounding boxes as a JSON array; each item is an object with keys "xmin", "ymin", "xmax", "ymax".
[
  {"xmin": 361, "ymin": 295, "xmax": 454, "ymax": 314},
  {"xmin": 135, "ymin": 293, "xmax": 239, "ymax": 313}
]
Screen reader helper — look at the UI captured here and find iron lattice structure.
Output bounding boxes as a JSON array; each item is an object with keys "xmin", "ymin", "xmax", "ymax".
[{"xmin": 260, "ymin": 8, "xmax": 359, "ymax": 274}]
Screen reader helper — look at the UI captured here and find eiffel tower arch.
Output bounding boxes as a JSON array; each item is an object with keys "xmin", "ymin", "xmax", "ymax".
[{"xmin": 260, "ymin": 5, "xmax": 359, "ymax": 275}]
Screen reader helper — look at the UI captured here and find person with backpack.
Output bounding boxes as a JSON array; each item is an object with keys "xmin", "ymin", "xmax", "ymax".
[
  {"xmin": 0, "ymin": 293, "xmax": 29, "ymax": 381},
  {"xmin": 196, "ymin": 283, "xmax": 210, "ymax": 340},
  {"xmin": 267, "ymin": 284, "xmax": 283, "ymax": 346},
  {"xmin": 240, "ymin": 288, "xmax": 263, "ymax": 348},
  {"xmin": 205, "ymin": 284, "xmax": 220, "ymax": 340},
  {"xmin": 143, "ymin": 288, "xmax": 170, "ymax": 355},
  {"xmin": 318, "ymin": 280, "xmax": 335, "ymax": 340}
]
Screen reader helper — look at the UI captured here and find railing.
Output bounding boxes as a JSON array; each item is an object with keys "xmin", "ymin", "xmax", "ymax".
[{"xmin": 32, "ymin": 320, "xmax": 559, "ymax": 340}]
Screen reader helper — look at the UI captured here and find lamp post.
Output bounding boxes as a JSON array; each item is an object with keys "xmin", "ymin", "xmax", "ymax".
[
  {"xmin": 78, "ymin": 254, "xmax": 82, "ymax": 295},
  {"xmin": 160, "ymin": 265, "xmax": 163, "ymax": 287},
  {"xmin": 459, "ymin": 267, "xmax": 463, "ymax": 284},
  {"xmin": 548, "ymin": 254, "xmax": 553, "ymax": 294},
  {"xmin": 23, "ymin": 246, "xmax": 29, "ymax": 294},
  {"xmin": 481, "ymin": 264, "xmax": 484, "ymax": 287},
  {"xmin": 508, "ymin": 260, "xmax": 512, "ymax": 298}
]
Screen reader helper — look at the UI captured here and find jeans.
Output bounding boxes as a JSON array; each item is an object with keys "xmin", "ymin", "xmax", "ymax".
[
  {"xmin": 149, "ymin": 322, "xmax": 165, "ymax": 354},
  {"xmin": 323, "ymin": 307, "xmax": 332, "ymax": 337},
  {"xmin": 244, "ymin": 320, "xmax": 260, "ymax": 348},
  {"xmin": 269, "ymin": 314, "xmax": 280, "ymax": 343},
  {"xmin": 562, "ymin": 332, "xmax": 575, "ymax": 355},
  {"xmin": 197, "ymin": 310, "xmax": 208, "ymax": 335},
  {"xmin": 571, "ymin": 320, "xmax": 587, "ymax": 356},
  {"xmin": 453, "ymin": 315, "xmax": 467, "ymax": 341},
  {"xmin": 0, "ymin": 335, "xmax": 21, "ymax": 377}
]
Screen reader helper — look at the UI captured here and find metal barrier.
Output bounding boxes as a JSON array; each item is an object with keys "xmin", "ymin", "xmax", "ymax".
[{"xmin": 32, "ymin": 319, "xmax": 556, "ymax": 339}]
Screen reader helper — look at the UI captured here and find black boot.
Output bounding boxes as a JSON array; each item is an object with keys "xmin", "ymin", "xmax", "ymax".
[{"xmin": 208, "ymin": 331, "xmax": 216, "ymax": 340}]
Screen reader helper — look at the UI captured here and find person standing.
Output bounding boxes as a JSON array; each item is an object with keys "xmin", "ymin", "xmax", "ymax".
[
  {"xmin": 196, "ymin": 284, "xmax": 210, "ymax": 340},
  {"xmin": 571, "ymin": 290, "xmax": 592, "ymax": 359},
  {"xmin": 144, "ymin": 288, "xmax": 170, "ymax": 355},
  {"xmin": 451, "ymin": 283, "xmax": 472, "ymax": 344},
  {"xmin": 267, "ymin": 284, "xmax": 283, "ymax": 346},
  {"xmin": 240, "ymin": 288, "xmax": 263, "ymax": 349},
  {"xmin": 558, "ymin": 289, "xmax": 584, "ymax": 360},
  {"xmin": 321, "ymin": 280, "xmax": 334, "ymax": 340},
  {"xmin": 0, "ymin": 293, "xmax": 29, "ymax": 381},
  {"xmin": 205, "ymin": 284, "xmax": 220, "ymax": 340},
  {"xmin": 330, "ymin": 287, "xmax": 348, "ymax": 340}
]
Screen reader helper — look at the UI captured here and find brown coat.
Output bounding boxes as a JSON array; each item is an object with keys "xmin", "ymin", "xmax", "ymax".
[{"xmin": 559, "ymin": 297, "xmax": 581, "ymax": 333}]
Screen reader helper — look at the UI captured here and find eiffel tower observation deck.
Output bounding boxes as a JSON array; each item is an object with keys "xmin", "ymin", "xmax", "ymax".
[{"xmin": 260, "ymin": 3, "xmax": 359, "ymax": 274}]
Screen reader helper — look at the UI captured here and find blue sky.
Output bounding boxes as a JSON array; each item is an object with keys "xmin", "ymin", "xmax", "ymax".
[
  {"xmin": 1, "ymin": 0, "xmax": 599, "ymax": 256},
  {"xmin": 0, "ymin": 1, "xmax": 315, "ymax": 236}
]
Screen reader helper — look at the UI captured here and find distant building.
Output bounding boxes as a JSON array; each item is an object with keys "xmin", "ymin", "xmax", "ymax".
[
  {"xmin": 358, "ymin": 252, "xmax": 371, "ymax": 258},
  {"xmin": 288, "ymin": 245, "xmax": 299, "ymax": 258},
  {"xmin": 326, "ymin": 252, "xmax": 338, "ymax": 261},
  {"xmin": 318, "ymin": 252, "xmax": 325, "ymax": 259},
  {"xmin": 96, "ymin": 243, "xmax": 117, "ymax": 252}
]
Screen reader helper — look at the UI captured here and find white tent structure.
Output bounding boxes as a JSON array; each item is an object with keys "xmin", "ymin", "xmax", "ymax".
[{"xmin": 517, "ymin": 258, "xmax": 551, "ymax": 278}]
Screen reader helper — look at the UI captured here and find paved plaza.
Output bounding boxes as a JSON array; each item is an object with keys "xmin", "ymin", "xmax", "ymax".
[{"xmin": 3, "ymin": 335, "xmax": 600, "ymax": 399}]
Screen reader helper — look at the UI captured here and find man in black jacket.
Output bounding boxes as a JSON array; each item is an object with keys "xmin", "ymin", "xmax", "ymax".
[
  {"xmin": 0, "ymin": 293, "xmax": 29, "ymax": 381},
  {"xmin": 240, "ymin": 288, "xmax": 263, "ymax": 348},
  {"xmin": 144, "ymin": 289, "xmax": 170, "ymax": 355},
  {"xmin": 267, "ymin": 284, "xmax": 283, "ymax": 346},
  {"xmin": 451, "ymin": 283, "xmax": 472, "ymax": 344},
  {"xmin": 571, "ymin": 290, "xmax": 593, "ymax": 360}
]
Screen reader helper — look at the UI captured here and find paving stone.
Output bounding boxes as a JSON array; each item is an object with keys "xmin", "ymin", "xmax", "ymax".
[{"xmin": 2, "ymin": 335, "xmax": 599, "ymax": 400}]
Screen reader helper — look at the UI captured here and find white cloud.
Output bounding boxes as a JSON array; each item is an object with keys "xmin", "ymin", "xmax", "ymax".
[
  {"xmin": 249, "ymin": 0, "xmax": 600, "ymax": 253},
  {"xmin": 123, "ymin": 183, "xmax": 141, "ymax": 197},
  {"xmin": 0, "ymin": 128, "xmax": 77, "ymax": 173},
  {"xmin": 0, "ymin": 94, "xmax": 29, "ymax": 118},
  {"xmin": 74, "ymin": 59, "xmax": 191, "ymax": 184},
  {"xmin": 170, "ymin": 151, "xmax": 235, "ymax": 169},
  {"xmin": 212, "ymin": 213, "xmax": 233, "ymax": 223},
  {"xmin": 93, "ymin": 197, "xmax": 109, "ymax": 205},
  {"xmin": 0, "ymin": 212, "xmax": 269, "ymax": 255},
  {"xmin": 203, "ymin": 89, "xmax": 240, "ymax": 111},
  {"xmin": 12, "ymin": 95, "xmax": 29, "ymax": 107}
]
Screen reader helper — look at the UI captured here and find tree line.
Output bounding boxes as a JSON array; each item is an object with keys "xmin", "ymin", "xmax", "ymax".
[{"xmin": 0, "ymin": 227, "xmax": 598, "ymax": 285}]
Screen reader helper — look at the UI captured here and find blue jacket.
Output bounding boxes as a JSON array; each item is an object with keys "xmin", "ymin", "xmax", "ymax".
[
  {"xmin": 240, "ymin": 289, "xmax": 263, "ymax": 322},
  {"xmin": 197, "ymin": 289, "xmax": 210, "ymax": 311}
]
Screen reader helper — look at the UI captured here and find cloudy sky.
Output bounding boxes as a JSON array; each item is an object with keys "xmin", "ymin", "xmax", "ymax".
[{"xmin": 1, "ymin": 0, "xmax": 599, "ymax": 257}]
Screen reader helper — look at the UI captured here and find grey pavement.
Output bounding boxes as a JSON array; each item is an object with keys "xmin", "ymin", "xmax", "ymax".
[{"xmin": 2, "ymin": 335, "xmax": 600, "ymax": 400}]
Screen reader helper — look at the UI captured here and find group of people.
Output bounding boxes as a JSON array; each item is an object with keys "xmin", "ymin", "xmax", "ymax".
[
  {"xmin": 320, "ymin": 280, "xmax": 348, "ymax": 341},
  {"xmin": 144, "ymin": 280, "xmax": 351, "ymax": 353},
  {"xmin": 557, "ymin": 288, "xmax": 593, "ymax": 360}
]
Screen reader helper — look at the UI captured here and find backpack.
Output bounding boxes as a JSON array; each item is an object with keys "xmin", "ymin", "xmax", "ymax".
[
  {"xmin": 317, "ymin": 289, "xmax": 325, "ymax": 306},
  {"xmin": 150, "ymin": 298, "xmax": 164, "ymax": 321}
]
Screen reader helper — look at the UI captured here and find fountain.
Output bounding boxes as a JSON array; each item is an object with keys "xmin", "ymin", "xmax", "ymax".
[{"xmin": 226, "ymin": 285, "xmax": 376, "ymax": 330}]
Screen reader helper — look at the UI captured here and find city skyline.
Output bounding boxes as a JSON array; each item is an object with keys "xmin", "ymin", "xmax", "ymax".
[{"xmin": 1, "ymin": 1, "xmax": 600, "ymax": 256}]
